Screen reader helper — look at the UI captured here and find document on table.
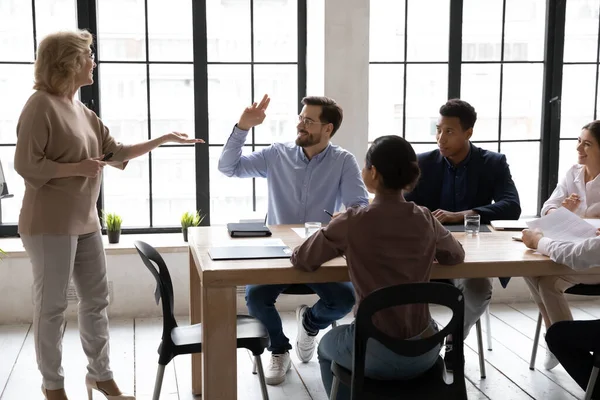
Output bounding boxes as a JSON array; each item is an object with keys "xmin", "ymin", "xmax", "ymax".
[
  {"xmin": 526, "ymin": 207, "xmax": 597, "ymax": 242},
  {"xmin": 213, "ymin": 238, "xmax": 287, "ymax": 247}
]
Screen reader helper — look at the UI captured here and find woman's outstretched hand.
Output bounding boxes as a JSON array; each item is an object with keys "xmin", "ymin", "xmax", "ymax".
[{"xmin": 165, "ymin": 132, "xmax": 205, "ymax": 144}]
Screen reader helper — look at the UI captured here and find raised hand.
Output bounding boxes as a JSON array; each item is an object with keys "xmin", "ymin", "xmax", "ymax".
[
  {"xmin": 237, "ymin": 94, "xmax": 270, "ymax": 131},
  {"xmin": 165, "ymin": 132, "xmax": 205, "ymax": 144},
  {"xmin": 78, "ymin": 156, "xmax": 106, "ymax": 178},
  {"xmin": 561, "ymin": 193, "xmax": 581, "ymax": 213}
]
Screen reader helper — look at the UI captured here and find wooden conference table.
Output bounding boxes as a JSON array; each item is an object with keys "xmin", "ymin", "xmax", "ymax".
[{"xmin": 187, "ymin": 224, "xmax": 600, "ymax": 399}]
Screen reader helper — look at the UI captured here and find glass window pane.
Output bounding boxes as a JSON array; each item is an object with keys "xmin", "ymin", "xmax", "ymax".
[
  {"xmin": 503, "ymin": 0, "xmax": 546, "ymax": 61},
  {"xmin": 404, "ymin": 64, "xmax": 448, "ymax": 142},
  {"xmin": 370, "ymin": 0, "xmax": 405, "ymax": 62},
  {"xmin": 208, "ymin": 65, "xmax": 251, "ymax": 144},
  {"xmin": 461, "ymin": 64, "xmax": 501, "ymax": 141},
  {"xmin": 149, "ymin": 64, "xmax": 194, "ymax": 140},
  {"xmin": 0, "ymin": 146, "xmax": 23, "ymax": 224},
  {"xmin": 0, "ymin": 65, "xmax": 35, "ymax": 144},
  {"xmin": 254, "ymin": 0, "xmax": 297, "ymax": 62},
  {"xmin": 499, "ymin": 142, "xmax": 540, "ymax": 216},
  {"xmin": 406, "ymin": 0, "xmax": 449, "ymax": 61},
  {"xmin": 501, "ymin": 64, "xmax": 543, "ymax": 140},
  {"xmin": 307, "ymin": 0, "xmax": 324, "ymax": 95},
  {"xmin": 151, "ymin": 147, "xmax": 196, "ymax": 226},
  {"xmin": 462, "ymin": 0, "xmax": 502, "ymax": 62},
  {"xmin": 35, "ymin": 0, "xmax": 77, "ymax": 44},
  {"xmin": 210, "ymin": 146, "xmax": 254, "ymax": 225},
  {"xmin": 148, "ymin": 0, "xmax": 193, "ymax": 61},
  {"xmin": 561, "ymin": 65, "xmax": 596, "ymax": 138},
  {"xmin": 207, "ymin": 0, "xmax": 251, "ymax": 62},
  {"xmin": 0, "ymin": 0, "xmax": 34, "ymax": 62},
  {"xmin": 369, "ymin": 64, "xmax": 404, "ymax": 142},
  {"xmin": 411, "ymin": 143, "xmax": 438, "ymax": 154},
  {"xmin": 563, "ymin": 0, "xmax": 600, "ymax": 62},
  {"xmin": 97, "ymin": 0, "xmax": 146, "ymax": 61},
  {"xmin": 254, "ymin": 65, "xmax": 297, "ymax": 144},
  {"xmin": 559, "ymin": 139, "xmax": 578, "ymax": 180},
  {"xmin": 99, "ymin": 64, "xmax": 148, "ymax": 144},
  {"xmin": 104, "ymin": 154, "xmax": 150, "ymax": 227}
]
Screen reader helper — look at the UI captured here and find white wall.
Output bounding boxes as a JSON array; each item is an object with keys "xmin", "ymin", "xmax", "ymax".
[
  {"xmin": 0, "ymin": 246, "xmax": 538, "ymax": 324},
  {"xmin": 323, "ymin": 0, "xmax": 370, "ymax": 164}
]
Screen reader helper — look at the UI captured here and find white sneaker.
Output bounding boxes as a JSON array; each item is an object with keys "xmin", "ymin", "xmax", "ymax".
[
  {"xmin": 544, "ymin": 348, "xmax": 559, "ymax": 370},
  {"xmin": 295, "ymin": 305, "xmax": 317, "ymax": 363},
  {"xmin": 265, "ymin": 352, "xmax": 292, "ymax": 385}
]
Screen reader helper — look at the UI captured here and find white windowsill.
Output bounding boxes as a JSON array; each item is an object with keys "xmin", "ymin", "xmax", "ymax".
[{"xmin": 0, "ymin": 233, "xmax": 188, "ymax": 258}]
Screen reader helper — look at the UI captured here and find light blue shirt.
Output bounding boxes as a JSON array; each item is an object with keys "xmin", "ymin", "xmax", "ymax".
[{"xmin": 218, "ymin": 126, "xmax": 369, "ymax": 225}]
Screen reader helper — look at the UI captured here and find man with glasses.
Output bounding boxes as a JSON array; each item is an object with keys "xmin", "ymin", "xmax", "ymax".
[{"xmin": 218, "ymin": 94, "xmax": 368, "ymax": 385}]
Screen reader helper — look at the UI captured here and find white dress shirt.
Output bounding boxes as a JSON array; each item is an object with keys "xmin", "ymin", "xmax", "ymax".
[
  {"xmin": 538, "ymin": 236, "xmax": 600, "ymax": 270},
  {"xmin": 541, "ymin": 164, "xmax": 600, "ymax": 217}
]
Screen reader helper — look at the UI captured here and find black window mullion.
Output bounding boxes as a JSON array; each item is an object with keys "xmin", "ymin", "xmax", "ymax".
[
  {"xmin": 594, "ymin": 1, "xmax": 600, "ymax": 120},
  {"xmin": 192, "ymin": 0, "xmax": 210, "ymax": 225},
  {"xmin": 497, "ymin": 0, "xmax": 507, "ymax": 154},
  {"xmin": 31, "ymin": 0, "xmax": 38, "ymax": 54},
  {"xmin": 448, "ymin": 0, "xmax": 463, "ymax": 99},
  {"xmin": 538, "ymin": 0, "xmax": 566, "ymax": 213},
  {"xmin": 298, "ymin": 0, "xmax": 307, "ymax": 109},
  {"xmin": 77, "ymin": 0, "xmax": 103, "ymax": 224},
  {"xmin": 143, "ymin": 0, "xmax": 153, "ymax": 227},
  {"xmin": 401, "ymin": 0, "xmax": 408, "ymax": 139},
  {"xmin": 250, "ymin": 0, "xmax": 256, "ymax": 213}
]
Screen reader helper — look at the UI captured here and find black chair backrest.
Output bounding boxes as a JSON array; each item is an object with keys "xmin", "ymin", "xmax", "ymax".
[
  {"xmin": 134, "ymin": 241, "xmax": 178, "ymax": 341},
  {"xmin": 352, "ymin": 282, "xmax": 465, "ymax": 398}
]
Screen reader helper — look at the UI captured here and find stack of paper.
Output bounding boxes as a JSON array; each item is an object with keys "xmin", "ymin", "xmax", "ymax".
[{"xmin": 526, "ymin": 208, "xmax": 597, "ymax": 242}]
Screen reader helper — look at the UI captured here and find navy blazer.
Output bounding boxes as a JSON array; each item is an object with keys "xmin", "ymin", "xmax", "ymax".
[{"xmin": 405, "ymin": 143, "xmax": 521, "ymax": 288}]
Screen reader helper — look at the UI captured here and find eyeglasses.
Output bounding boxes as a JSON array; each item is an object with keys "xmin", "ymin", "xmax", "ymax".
[{"xmin": 297, "ymin": 115, "xmax": 328, "ymax": 127}]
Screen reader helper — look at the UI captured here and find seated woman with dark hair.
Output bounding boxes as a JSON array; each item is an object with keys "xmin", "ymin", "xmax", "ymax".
[{"xmin": 291, "ymin": 135, "xmax": 465, "ymax": 399}]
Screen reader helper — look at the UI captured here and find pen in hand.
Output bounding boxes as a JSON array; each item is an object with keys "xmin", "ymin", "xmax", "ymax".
[{"xmin": 323, "ymin": 209, "xmax": 333, "ymax": 218}]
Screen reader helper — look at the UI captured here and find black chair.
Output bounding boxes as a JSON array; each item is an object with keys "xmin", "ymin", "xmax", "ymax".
[
  {"xmin": 330, "ymin": 282, "xmax": 467, "ymax": 400},
  {"xmin": 585, "ymin": 352, "xmax": 600, "ymax": 400},
  {"xmin": 134, "ymin": 241, "xmax": 271, "ymax": 400},
  {"xmin": 530, "ymin": 283, "xmax": 600, "ymax": 370}
]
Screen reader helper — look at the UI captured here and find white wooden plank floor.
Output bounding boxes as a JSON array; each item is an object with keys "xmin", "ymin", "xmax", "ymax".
[{"xmin": 1, "ymin": 300, "xmax": 599, "ymax": 400}]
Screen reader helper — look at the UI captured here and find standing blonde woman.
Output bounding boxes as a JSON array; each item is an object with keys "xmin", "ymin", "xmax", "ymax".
[{"xmin": 14, "ymin": 30, "xmax": 203, "ymax": 400}]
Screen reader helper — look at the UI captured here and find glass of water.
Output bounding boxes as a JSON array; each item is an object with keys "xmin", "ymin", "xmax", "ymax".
[
  {"xmin": 305, "ymin": 222, "xmax": 322, "ymax": 237},
  {"xmin": 464, "ymin": 214, "xmax": 481, "ymax": 235}
]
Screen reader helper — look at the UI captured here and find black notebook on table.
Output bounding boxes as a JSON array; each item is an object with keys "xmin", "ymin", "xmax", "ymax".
[{"xmin": 227, "ymin": 222, "xmax": 272, "ymax": 238}]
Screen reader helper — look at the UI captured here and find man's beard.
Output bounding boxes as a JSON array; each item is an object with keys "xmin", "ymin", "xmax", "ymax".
[{"xmin": 295, "ymin": 130, "xmax": 320, "ymax": 147}]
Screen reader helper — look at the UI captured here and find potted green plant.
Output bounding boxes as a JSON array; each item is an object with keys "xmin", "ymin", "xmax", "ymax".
[
  {"xmin": 103, "ymin": 211, "xmax": 123, "ymax": 244},
  {"xmin": 181, "ymin": 211, "xmax": 204, "ymax": 242}
]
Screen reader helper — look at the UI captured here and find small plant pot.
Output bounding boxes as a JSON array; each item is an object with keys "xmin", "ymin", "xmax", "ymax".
[
  {"xmin": 107, "ymin": 230, "xmax": 121, "ymax": 244},
  {"xmin": 182, "ymin": 227, "xmax": 188, "ymax": 242}
]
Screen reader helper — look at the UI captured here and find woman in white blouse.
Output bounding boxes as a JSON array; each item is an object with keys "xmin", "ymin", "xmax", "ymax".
[{"xmin": 524, "ymin": 120, "xmax": 600, "ymax": 371}]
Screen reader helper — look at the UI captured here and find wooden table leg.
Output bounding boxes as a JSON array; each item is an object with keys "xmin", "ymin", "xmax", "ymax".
[
  {"xmin": 202, "ymin": 285, "xmax": 237, "ymax": 399},
  {"xmin": 189, "ymin": 249, "xmax": 203, "ymax": 396}
]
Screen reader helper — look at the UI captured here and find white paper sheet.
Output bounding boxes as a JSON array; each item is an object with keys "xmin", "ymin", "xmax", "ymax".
[
  {"xmin": 526, "ymin": 207, "xmax": 597, "ymax": 242},
  {"xmin": 213, "ymin": 238, "xmax": 287, "ymax": 247}
]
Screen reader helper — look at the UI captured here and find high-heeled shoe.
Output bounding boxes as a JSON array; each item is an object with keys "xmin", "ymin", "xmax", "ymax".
[{"xmin": 84, "ymin": 377, "xmax": 135, "ymax": 400}]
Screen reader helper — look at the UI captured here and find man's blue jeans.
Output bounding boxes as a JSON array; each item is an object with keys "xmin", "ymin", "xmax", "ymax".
[
  {"xmin": 245, "ymin": 282, "xmax": 355, "ymax": 353},
  {"xmin": 318, "ymin": 322, "xmax": 440, "ymax": 399}
]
